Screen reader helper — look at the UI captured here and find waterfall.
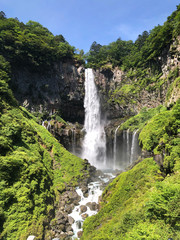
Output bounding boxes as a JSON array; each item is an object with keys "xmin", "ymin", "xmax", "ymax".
[
  {"xmin": 113, "ymin": 125, "xmax": 120, "ymax": 170},
  {"xmin": 42, "ymin": 120, "xmax": 51, "ymax": 131},
  {"xmin": 81, "ymin": 69, "xmax": 106, "ymax": 169},
  {"xmin": 27, "ymin": 236, "xmax": 36, "ymax": 240},
  {"xmin": 130, "ymin": 129, "xmax": 138, "ymax": 163},
  {"xmin": 126, "ymin": 129, "xmax": 130, "ymax": 162}
]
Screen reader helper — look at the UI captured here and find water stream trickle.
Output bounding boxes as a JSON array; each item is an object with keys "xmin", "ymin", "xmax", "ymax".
[
  {"xmin": 81, "ymin": 69, "xmax": 106, "ymax": 169},
  {"xmin": 130, "ymin": 129, "xmax": 139, "ymax": 163},
  {"xmin": 113, "ymin": 125, "xmax": 121, "ymax": 170},
  {"xmin": 27, "ymin": 236, "xmax": 36, "ymax": 240},
  {"xmin": 42, "ymin": 120, "xmax": 51, "ymax": 131},
  {"xmin": 126, "ymin": 129, "xmax": 130, "ymax": 162}
]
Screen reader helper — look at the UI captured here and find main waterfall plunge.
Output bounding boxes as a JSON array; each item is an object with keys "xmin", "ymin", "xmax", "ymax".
[
  {"xmin": 42, "ymin": 68, "xmax": 141, "ymax": 170},
  {"xmin": 80, "ymin": 68, "xmax": 141, "ymax": 170},
  {"xmin": 81, "ymin": 69, "xmax": 106, "ymax": 169}
]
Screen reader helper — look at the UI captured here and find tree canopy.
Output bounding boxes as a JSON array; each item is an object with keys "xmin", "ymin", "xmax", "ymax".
[
  {"xmin": 0, "ymin": 16, "xmax": 84, "ymax": 70},
  {"xmin": 86, "ymin": 4, "xmax": 180, "ymax": 72}
]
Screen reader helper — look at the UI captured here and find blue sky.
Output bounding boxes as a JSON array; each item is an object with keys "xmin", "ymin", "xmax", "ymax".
[{"xmin": 1, "ymin": 0, "xmax": 180, "ymax": 52}]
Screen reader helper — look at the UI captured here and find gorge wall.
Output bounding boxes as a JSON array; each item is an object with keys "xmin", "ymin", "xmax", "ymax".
[
  {"xmin": 9, "ymin": 36, "xmax": 180, "ymax": 125},
  {"xmin": 93, "ymin": 36, "xmax": 180, "ymax": 120},
  {"xmin": 10, "ymin": 61, "xmax": 85, "ymax": 123}
]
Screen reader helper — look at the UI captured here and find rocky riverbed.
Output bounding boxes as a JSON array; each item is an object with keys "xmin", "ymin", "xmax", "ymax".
[
  {"xmin": 26, "ymin": 169, "xmax": 115, "ymax": 240},
  {"xmin": 69, "ymin": 172, "xmax": 114, "ymax": 239}
]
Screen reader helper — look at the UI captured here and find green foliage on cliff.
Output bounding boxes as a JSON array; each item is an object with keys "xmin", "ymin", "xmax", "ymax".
[
  {"xmin": 107, "ymin": 65, "xmax": 179, "ymax": 111},
  {"xmin": 120, "ymin": 105, "xmax": 167, "ymax": 131},
  {"xmin": 166, "ymin": 76, "xmax": 180, "ymax": 102},
  {"xmin": 120, "ymin": 99, "xmax": 180, "ymax": 174},
  {"xmin": 139, "ymin": 100, "xmax": 180, "ymax": 174},
  {"xmin": 0, "ymin": 55, "xmax": 17, "ymax": 109},
  {"xmin": 0, "ymin": 57, "xmax": 88, "ymax": 239},
  {"xmin": 0, "ymin": 16, "xmax": 84, "ymax": 70},
  {"xmin": 82, "ymin": 101, "xmax": 180, "ymax": 240}
]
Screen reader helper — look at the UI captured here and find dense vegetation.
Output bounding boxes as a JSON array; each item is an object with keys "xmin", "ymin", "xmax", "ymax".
[
  {"xmin": 0, "ymin": 4, "xmax": 179, "ymax": 240},
  {"xmin": 82, "ymin": 100, "xmax": 180, "ymax": 240},
  {"xmin": 0, "ymin": 55, "xmax": 88, "ymax": 239},
  {"xmin": 120, "ymin": 105, "xmax": 167, "ymax": 131},
  {"xmin": 0, "ymin": 12, "xmax": 84, "ymax": 71}
]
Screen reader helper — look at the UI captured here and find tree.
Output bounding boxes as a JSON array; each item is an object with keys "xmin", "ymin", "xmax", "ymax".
[
  {"xmin": 135, "ymin": 31, "xmax": 149, "ymax": 50},
  {"xmin": 54, "ymin": 34, "xmax": 66, "ymax": 43},
  {"xmin": 89, "ymin": 41, "xmax": 102, "ymax": 55},
  {"xmin": 0, "ymin": 11, "xmax": 6, "ymax": 19}
]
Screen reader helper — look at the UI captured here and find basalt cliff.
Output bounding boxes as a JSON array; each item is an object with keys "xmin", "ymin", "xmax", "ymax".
[{"xmin": 10, "ymin": 37, "xmax": 180, "ymax": 123}]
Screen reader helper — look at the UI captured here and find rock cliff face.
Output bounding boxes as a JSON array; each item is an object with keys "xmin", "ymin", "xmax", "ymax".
[
  {"xmin": 10, "ymin": 61, "xmax": 85, "ymax": 123},
  {"xmin": 93, "ymin": 36, "xmax": 180, "ymax": 120},
  {"xmin": 93, "ymin": 67, "xmax": 162, "ymax": 119},
  {"xmin": 160, "ymin": 36, "xmax": 180, "ymax": 78},
  {"xmin": 10, "ymin": 36, "xmax": 180, "ymax": 124}
]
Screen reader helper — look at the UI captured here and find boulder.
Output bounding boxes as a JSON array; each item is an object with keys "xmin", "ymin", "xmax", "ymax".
[
  {"xmin": 64, "ymin": 205, "xmax": 73, "ymax": 214},
  {"xmin": 59, "ymin": 232, "xmax": 67, "ymax": 239},
  {"xmin": 66, "ymin": 225, "xmax": 73, "ymax": 232},
  {"xmin": 77, "ymin": 231, "xmax": 83, "ymax": 238},
  {"xmin": 68, "ymin": 216, "xmax": 74, "ymax": 225},
  {"xmin": 67, "ymin": 231, "xmax": 74, "ymax": 236},
  {"xmin": 81, "ymin": 213, "xmax": 88, "ymax": 219},
  {"xmin": 81, "ymin": 186, "xmax": 89, "ymax": 195},
  {"xmin": 80, "ymin": 205, "xmax": 87, "ymax": 213},
  {"xmin": 86, "ymin": 202, "xmax": 99, "ymax": 211},
  {"xmin": 59, "ymin": 224, "xmax": 66, "ymax": 232}
]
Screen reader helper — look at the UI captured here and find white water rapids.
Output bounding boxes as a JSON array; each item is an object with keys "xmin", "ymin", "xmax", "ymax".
[
  {"xmin": 81, "ymin": 68, "xmax": 106, "ymax": 169},
  {"xmin": 69, "ymin": 174, "xmax": 114, "ymax": 239}
]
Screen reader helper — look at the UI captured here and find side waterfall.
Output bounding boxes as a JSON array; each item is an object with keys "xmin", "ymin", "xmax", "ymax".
[
  {"xmin": 126, "ymin": 129, "xmax": 130, "ymax": 162},
  {"xmin": 130, "ymin": 129, "xmax": 139, "ymax": 163},
  {"xmin": 113, "ymin": 125, "xmax": 120, "ymax": 170},
  {"xmin": 81, "ymin": 69, "xmax": 106, "ymax": 169},
  {"xmin": 112, "ymin": 128, "xmax": 141, "ymax": 169}
]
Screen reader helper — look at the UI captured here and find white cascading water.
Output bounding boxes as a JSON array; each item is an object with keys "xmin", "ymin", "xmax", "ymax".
[
  {"xmin": 81, "ymin": 69, "xmax": 106, "ymax": 169},
  {"xmin": 42, "ymin": 120, "xmax": 51, "ymax": 131},
  {"xmin": 130, "ymin": 129, "xmax": 138, "ymax": 163},
  {"xmin": 126, "ymin": 129, "xmax": 130, "ymax": 162},
  {"xmin": 27, "ymin": 236, "xmax": 36, "ymax": 240},
  {"xmin": 113, "ymin": 125, "xmax": 120, "ymax": 170}
]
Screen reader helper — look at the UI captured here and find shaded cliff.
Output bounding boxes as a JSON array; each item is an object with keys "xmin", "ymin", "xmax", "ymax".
[{"xmin": 10, "ymin": 63, "xmax": 85, "ymax": 123}]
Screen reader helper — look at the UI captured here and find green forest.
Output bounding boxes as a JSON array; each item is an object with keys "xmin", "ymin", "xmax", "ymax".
[
  {"xmin": 85, "ymin": 4, "xmax": 180, "ymax": 71},
  {"xmin": 0, "ymin": 11, "xmax": 84, "ymax": 71},
  {"xmin": 0, "ymin": 4, "xmax": 180, "ymax": 240}
]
